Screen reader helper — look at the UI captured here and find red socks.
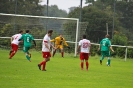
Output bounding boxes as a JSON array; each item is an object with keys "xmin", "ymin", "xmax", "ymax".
[
  {"xmin": 40, "ymin": 61, "xmax": 46, "ymax": 71},
  {"xmin": 81, "ymin": 62, "xmax": 84, "ymax": 70},
  {"xmin": 9, "ymin": 52, "xmax": 15, "ymax": 59},
  {"xmin": 80, "ymin": 62, "xmax": 89, "ymax": 70},
  {"xmin": 86, "ymin": 62, "xmax": 89, "ymax": 70},
  {"xmin": 61, "ymin": 52, "xmax": 64, "ymax": 57}
]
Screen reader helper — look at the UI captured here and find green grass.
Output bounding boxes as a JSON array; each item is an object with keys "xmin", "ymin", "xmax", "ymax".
[{"xmin": 0, "ymin": 49, "xmax": 133, "ymax": 88}]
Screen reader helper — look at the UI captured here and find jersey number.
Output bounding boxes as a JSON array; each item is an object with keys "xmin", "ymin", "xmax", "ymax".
[
  {"xmin": 102, "ymin": 41, "xmax": 106, "ymax": 46},
  {"xmin": 27, "ymin": 37, "xmax": 30, "ymax": 42},
  {"xmin": 15, "ymin": 36, "xmax": 18, "ymax": 40},
  {"xmin": 83, "ymin": 42, "xmax": 89, "ymax": 48}
]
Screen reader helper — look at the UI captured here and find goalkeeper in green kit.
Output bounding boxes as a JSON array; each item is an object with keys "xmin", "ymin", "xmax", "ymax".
[
  {"xmin": 98, "ymin": 34, "xmax": 114, "ymax": 66},
  {"xmin": 19, "ymin": 30, "xmax": 36, "ymax": 62}
]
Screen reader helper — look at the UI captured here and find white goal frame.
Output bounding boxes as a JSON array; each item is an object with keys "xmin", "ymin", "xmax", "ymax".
[{"xmin": 0, "ymin": 13, "xmax": 79, "ymax": 56}]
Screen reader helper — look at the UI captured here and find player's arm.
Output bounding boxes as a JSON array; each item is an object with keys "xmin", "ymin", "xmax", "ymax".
[
  {"xmin": 109, "ymin": 46, "xmax": 114, "ymax": 52},
  {"xmin": 63, "ymin": 38, "xmax": 68, "ymax": 46},
  {"xmin": 50, "ymin": 39, "xmax": 55, "ymax": 42},
  {"xmin": 89, "ymin": 43, "xmax": 91, "ymax": 53},
  {"xmin": 31, "ymin": 35, "xmax": 36, "ymax": 48},
  {"xmin": 50, "ymin": 43, "xmax": 56, "ymax": 50},
  {"xmin": 77, "ymin": 41, "xmax": 81, "ymax": 54},
  {"xmin": 18, "ymin": 35, "xmax": 23, "ymax": 41},
  {"xmin": 98, "ymin": 41, "xmax": 101, "ymax": 51},
  {"xmin": 77, "ymin": 45, "xmax": 81, "ymax": 55},
  {"xmin": 32, "ymin": 40, "xmax": 36, "ymax": 47},
  {"xmin": 109, "ymin": 41, "xmax": 114, "ymax": 52},
  {"xmin": 63, "ymin": 38, "xmax": 70, "ymax": 49},
  {"xmin": 10, "ymin": 36, "xmax": 13, "ymax": 44}
]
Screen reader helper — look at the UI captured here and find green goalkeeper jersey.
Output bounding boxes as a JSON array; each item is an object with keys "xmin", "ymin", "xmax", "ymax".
[
  {"xmin": 20, "ymin": 33, "xmax": 34, "ymax": 47},
  {"xmin": 100, "ymin": 38, "xmax": 111, "ymax": 51}
]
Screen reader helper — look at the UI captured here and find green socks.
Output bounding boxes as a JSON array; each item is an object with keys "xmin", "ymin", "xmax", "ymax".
[
  {"xmin": 26, "ymin": 54, "xmax": 30, "ymax": 61},
  {"xmin": 107, "ymin": 58, "xmax": 111, "ymax": 66}
]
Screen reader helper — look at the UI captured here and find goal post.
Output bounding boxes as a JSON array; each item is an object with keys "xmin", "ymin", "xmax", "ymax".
[{"xmin": 0, "ymin": 13, "xmax": 79, "ymax": 56}]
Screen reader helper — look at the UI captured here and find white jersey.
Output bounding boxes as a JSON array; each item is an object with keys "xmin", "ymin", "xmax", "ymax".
[
  {"xmin": 11, "ymin": 34, "xmax": 22, "ymax": 45},
  {"xmin": 79, "ymin": 39, "xmax": 91, "ymax": 53},
  {"xmin": 42, "ymin": 34, "xmax": 51, "ymax": 52}
]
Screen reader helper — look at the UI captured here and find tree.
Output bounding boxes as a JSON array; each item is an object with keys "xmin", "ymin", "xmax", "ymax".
[
  {"xmin": 43, "ymin": 5, "xmax": 67, "ymax": 17},
  {"xmin": 0, "ymin": 0, "xmax": 43, "ymax": 15},
  {"xmin": 67, "ymin": 5, "xmax": 120, "ymax": 42}
]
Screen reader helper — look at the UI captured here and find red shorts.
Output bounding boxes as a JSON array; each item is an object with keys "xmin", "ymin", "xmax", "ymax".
[
  {"xmin": 11, "ymin": 44, "xmax": 18, "ymax": 52},
  {"xmin": 42, "ymin": 52, "xmax": 51, "ymax": 58},
  {"xmin": 80, "ymin": 53, "xmax": 90, "ymax": 60}
]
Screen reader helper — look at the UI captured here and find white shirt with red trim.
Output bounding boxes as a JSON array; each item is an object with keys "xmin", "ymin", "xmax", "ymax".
[
  {"xmin": 11, "ymin": 34, "xmax": 22, "ymax": 45},
  {"xmin": 79, "ymin": 39, "xmax": 91, "ymax": 53},
  {"xmin": 42, "ymin": 34, "xmax": 51, "ymax": 52}
]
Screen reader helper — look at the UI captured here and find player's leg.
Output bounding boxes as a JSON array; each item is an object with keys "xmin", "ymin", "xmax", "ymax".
[
  {"xmin": 9, "ymin": 44, "xmax": 14, "ymax": 59},
  {"xmin": 100, "ymin": 51, "xmax": 105, "ymax": 65},
  {"xmin": 106, "ymin": 51, "xmax": 111, "ymax": 66},
  {"xmin": 9, "ymin": 50, "xmax": 12, "ymax": 55},
  {"xmin": 9, "ymin": 44, "xmax": 18, "ymax": 59},
  {"xmin": 85, "ymin": 53, "xmax": 89, "ymax": 70},
  {"xmin": 23, "ymin": 47, "xmax": 31, "ymax": 62},
  {"xmin": 60, "ymin": 45, "xmax": 64, "ymax": 57},
  {"xmin": 80, "ymin": 53, "xmax": 84, "ymax": 70},
  {"xmin": 27, "ymin": 51, "xmax": 31, "ymax": 58},
  {"xmin": 38, "ymin": 52, "xmax": 51, "ymax": 71},
  {"xmin": 9, "ymin": 44, "xmax": 13, "ymax": 55},
  {"xmin": 52, "ymin": 45, "xmax": 58, "ymax": 57},
  {"xmin": 52, "ymin": 49, "xmax": 56, "ymax": 57},
  {"xmin": 42, "ymin": 57, "xmax": 51, "ymax": 71}
]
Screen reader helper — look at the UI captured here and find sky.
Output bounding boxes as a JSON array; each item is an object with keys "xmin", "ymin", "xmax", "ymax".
[{"xmin": 41, "ymin": 0, "xmax": 88, "ymax": 13}]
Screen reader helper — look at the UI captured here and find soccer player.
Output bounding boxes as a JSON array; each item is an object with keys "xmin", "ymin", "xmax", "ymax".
[
  {"xmin": 38, "ymin": 30, "xmax": 55, "ymax": 71},
  {"xmin": 9, "ymin": 30, "xmax": 23, "ymax": 59},
  {"xmin": 51, "ymin": 34, "xmax": 70, "ymax": 57},
  {"xmin": 77, "ymin": 35, "xmax": 91, "ymax": 71},
  {"xmin": 98, "ymin": 34, "xmax": 114, "ymax": 66},
  {"xmin": 19, "ymin": 30, "xmax": 36, "ymax": 62}
]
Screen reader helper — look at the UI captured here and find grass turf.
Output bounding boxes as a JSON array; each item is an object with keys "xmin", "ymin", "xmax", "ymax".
[{"xmin": 0, "ymin": 49, "xmax": 133, "ymax": 88}]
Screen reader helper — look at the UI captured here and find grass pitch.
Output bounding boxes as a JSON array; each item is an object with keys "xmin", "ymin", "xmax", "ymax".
[{"xmin": 0, "ymin": 49, "xmax": 133, "ymax": 88}]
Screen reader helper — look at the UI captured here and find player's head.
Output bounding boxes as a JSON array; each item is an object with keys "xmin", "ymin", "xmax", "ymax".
[
  {"xmin": 26, "ymin": 30, "xmax": 30, "ymax": 33},
  {"xmin": 105, "ymin": 34, "xmax": 110, "ymax": 38},
  {"xmin": 48, "ymin": 30, "xmax": 53, "ymax": 36},
  {"xmin": 19, "ymin": 30, "xmax": 23, "ymax": 34},
  {"xmin": 82, "ymin": 35, "xmax": 86, "ymax": 39},
  {"xmin": 59, "ymin": 34, "xmax": 63, "ymax": 38}
]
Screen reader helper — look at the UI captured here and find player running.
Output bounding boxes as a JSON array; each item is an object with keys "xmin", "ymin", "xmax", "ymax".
[
  {"xmin": 51, "ymin": 34, "xmax": 70, "ymax": 57},
  {"xmin": 38, "ymin": 30, "xmax": 56, "ymax": 71},
  {"xmin": 9, "ymin": 30, "xmax": 23, "ymax": 59},
  {"xmin": 19, "ymin": 30, "xmax": 36, "ymax": 62},
  {"xmin": 77, "ymin": 35, "xmax": 91, "ymax": 71},
  {"xmin": 98, "ymin": 34, "xmax": 114, "ymax": 66}
]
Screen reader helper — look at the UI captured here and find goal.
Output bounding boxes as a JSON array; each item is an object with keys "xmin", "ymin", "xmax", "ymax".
[{"xmin": 0, "ymin": 13, "xmax": 88, "ymax": 56}]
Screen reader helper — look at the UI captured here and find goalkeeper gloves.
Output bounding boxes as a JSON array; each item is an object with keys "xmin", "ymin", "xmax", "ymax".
[{"xmin": 68, "ymin": 46, "xmax": 70, "ymax": 49}]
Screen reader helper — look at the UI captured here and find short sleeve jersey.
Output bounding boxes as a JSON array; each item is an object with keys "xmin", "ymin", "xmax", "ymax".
[
  {"xmin": 42, "ymin": 34, "xmax": 51, "ymax": 52},
  {"xmin": 100, "ymin": 38, "xmax": 111, "ymax": 51},
  {"xmin": 12, "ymin": 34, "xmax": 22, "ymax": 45},
  {"xmin": 20, "ymin": 33, "xmax": 34, "ymax": 47},
  {"xmin": 79, "ymin": 39, "xmax": 91, "ymax": 53}
]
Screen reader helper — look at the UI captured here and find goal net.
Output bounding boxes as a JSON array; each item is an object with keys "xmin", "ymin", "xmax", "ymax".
[{"xmin": 0, "ymin": 13, "xmax": 88, "ymax": 56}]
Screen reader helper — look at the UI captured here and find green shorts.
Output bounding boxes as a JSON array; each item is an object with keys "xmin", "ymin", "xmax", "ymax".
[
  {"xmin": 23, "ymin": 47, "xmax": 30, "ymax": 53},
  {"xmin": 101, "ymin": 51, "xmax": 110, "ymax": 57}
]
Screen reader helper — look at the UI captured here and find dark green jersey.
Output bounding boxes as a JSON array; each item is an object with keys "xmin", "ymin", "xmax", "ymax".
[
  {"xmin": 100, "ymin": 38, "xmax": 111, "ymax": 51},
  {"xmin": 20, "ymin": 33, "xmax": 34, "ymax": 47}
]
